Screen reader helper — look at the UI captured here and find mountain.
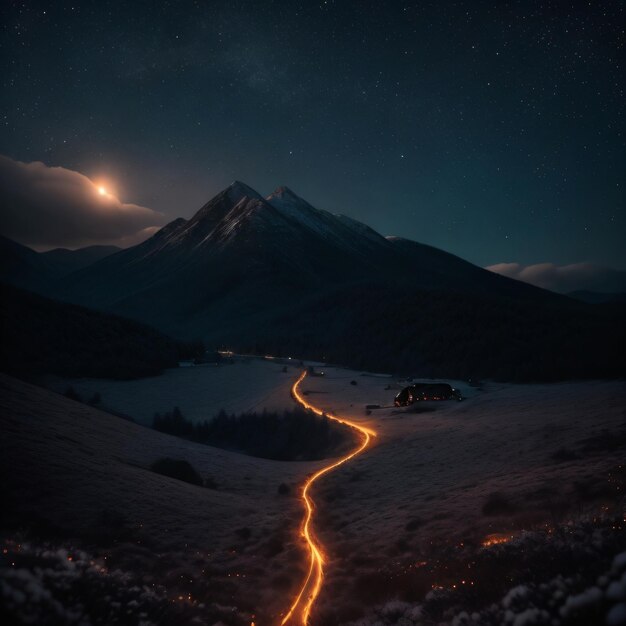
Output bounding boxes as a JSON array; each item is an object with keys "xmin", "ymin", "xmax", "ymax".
[
  {"xmin": 0, "ymin": 236, "xmax": 121, "ymax": 293},
  {"xmin": 55, "ymin": 182, "xmax": 555, "ymax": 332},
  {"xmin": 0, "ymin": 282, "xmax": 202, "ymax": 380},
  {"xmin": 41, "ymin": 245, "xmax": 121, "ymax": 276},
  {"xmin": 0, "ymin": 235, "xmax": 53, "ymax": 292},
  {"xmin": 3, "ymin": 182, "xmax": 624, "ymax": 381},
  {"xmin": 265, "ymin": 185, "xmax": 387, "ymax": 249}
]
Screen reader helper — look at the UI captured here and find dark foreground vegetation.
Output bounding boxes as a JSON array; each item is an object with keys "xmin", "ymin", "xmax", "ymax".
[
  {"xmin": 0, "ymin": 283, "xmax": 204, "ymax": 380},
  {"xmin": 153, "ymin": 406, "xmax": 355, "ymax": 461},
  {"xmin": 0, "ymin": 532, "xmax": 252, "ymax": 626},
  {"xmin": 333, "ymin": 515, "xmax": 626, "ymax": 626},
  {"xmin": 2, "ymin": 515, "xmax": 623, "ymax": 626},
  {"xmin": 238, "ymin": 283, "xmax": 626, "ymax": 382}
]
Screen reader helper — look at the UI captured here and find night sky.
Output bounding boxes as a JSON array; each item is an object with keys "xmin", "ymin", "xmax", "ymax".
[{"xmin": 1, "ymin": 1, "xmax": 624, "ymax": 273}]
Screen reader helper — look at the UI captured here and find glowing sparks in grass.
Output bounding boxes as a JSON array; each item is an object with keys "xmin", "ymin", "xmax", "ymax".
[
  {"xmin": 482, "ymin": 532, "xmax": 515, "ymax": 547},
  {"xmin": 280, "ymin": 370, "xmax": 376, "ymax": 625}
]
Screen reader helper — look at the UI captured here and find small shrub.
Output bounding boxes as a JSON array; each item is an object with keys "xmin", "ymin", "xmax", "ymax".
[
  {"xmin": 482, "ymin": 491, "xmax": 516, "ymax": 516},
  {"xmin": 350, "ymin": 380, "xmax": 357, "ymax": 386},
  {"xmin": 150, "ymin": 458, "xmax": 203, "ymax": 486},
  {"xmin": 278, "ymin": 483, "xmax": 290, "ymax": 495}
]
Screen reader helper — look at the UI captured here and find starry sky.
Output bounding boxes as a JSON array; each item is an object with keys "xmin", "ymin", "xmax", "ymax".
[{"xmin": 1, "ymin": 0, "xmax": 624, "ymax": 271}]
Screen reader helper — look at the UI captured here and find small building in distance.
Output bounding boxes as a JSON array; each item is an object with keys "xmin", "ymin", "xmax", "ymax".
[{"xmin": 394, "ymin": 383, "xmax": 462, "ymax": 406}]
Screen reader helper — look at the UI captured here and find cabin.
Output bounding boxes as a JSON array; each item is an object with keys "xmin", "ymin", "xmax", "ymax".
[{"xmin": 394, "ymin": 383, "xmax": 462, "ymax": 406}]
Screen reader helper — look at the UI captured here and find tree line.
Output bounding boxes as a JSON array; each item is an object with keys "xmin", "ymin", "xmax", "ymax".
[
  {"xmin": 153, "ymin": 406, "xmax": 354, "ymax": 461},
  {"xmin": 0, "ymin": 282, "xmax": 206, "ymax": 381}
]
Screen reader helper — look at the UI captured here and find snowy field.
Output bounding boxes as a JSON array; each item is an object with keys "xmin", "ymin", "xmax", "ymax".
[
  {"xmin": 293, "ymin": 368, "xmax": 626, "ymax": 624},
  {"xmin": 0, "ymin": 372, "xmax": 321, "ymax": 625},
  {"xmin": 48, "ymin": 358, "xmax": 301, "ymax": 425},
  {"xmin": 2, "ymin": 362, "xmax": 625, "ymax": 625}
]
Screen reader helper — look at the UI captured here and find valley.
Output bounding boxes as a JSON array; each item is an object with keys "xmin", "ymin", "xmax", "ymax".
[
  {"xmin": 2, "ymin": 358, "xmax": 624, "ymax": 625},
  {"xmin": 1, "ymin": 184, "xmax": 624, "ymax": 626},
  {"xmin": 2, "ymin": 3, "xmax": 623, "ymax": 624}
]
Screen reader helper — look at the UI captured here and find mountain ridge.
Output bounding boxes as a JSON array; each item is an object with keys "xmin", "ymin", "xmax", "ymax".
[{"xmin": 1, "ymin": 181, "xmax": 623, "ymax": 381}]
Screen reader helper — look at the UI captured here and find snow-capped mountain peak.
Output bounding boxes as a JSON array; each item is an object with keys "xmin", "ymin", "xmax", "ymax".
[
  {"xmin": 266, "ymin": 186, "xmax": 387, "ymax": 249},
  {"xmin": 185, "ymin": 181, "xmax": 264, "ymax": 231},
  {"xmin": 226, "ymin": 180, "xmax": 263, "ymax": 203},
  {"xmin": 268, "ymin": 185, "xmax": 300, "ymax": 200}
]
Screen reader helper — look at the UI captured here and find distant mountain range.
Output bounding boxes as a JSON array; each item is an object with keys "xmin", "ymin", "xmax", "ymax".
[
  {"xmin": 41, "ymin": 245, "xmax": 121, "ymax": 277},
  {"xmin": 0, "ymin": 235, "xmax": 120, "ymax": 292},
  {"xmin": 1, "ymin": 182, "xmax": 624, "ymax": 381}
]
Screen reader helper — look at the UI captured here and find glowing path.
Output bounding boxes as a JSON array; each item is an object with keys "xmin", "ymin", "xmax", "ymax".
[{"xmin": 279, "ymin": 370, "xmax": 376, "ymax": 625}]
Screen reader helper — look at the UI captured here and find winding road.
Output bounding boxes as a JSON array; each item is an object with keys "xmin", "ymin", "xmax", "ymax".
[{"xmin": 280, "ymin": 370, "xmax": 377, "ymax": 625}]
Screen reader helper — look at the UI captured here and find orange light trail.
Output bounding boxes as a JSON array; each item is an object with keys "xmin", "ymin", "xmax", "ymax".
[{"xmin": 280, "ymin": 370, "xmax": 376, "ymax": 625}]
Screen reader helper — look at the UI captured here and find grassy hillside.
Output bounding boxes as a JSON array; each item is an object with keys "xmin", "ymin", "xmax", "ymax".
[
  {"xmin": 0, "ymin": 373, "xmax": 308, "ymax": 625},
  {"xmin": 0, "ymin": 283, "xmax": 202, "ymax": 380}
]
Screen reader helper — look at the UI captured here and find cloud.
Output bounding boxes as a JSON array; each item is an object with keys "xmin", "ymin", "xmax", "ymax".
[
  {"xmin": 486, "ymin": 261, "xmax": 626, "ymax": 294},
  {"xmin": 0, "ymin": 155, "xmax": 166, "ymax": 249}
]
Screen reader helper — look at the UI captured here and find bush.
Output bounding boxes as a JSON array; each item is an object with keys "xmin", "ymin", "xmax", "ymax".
[
  {"xmin": 482, "ymin": 491, "xmax": 516, "ymax": 516},
  {"xmin": 150, "ymin": 458, "xmax": 203, "ymax": 486},
  {"xmin": 278, "ymin": 483, "xmax": 290, "ymax": 495}
]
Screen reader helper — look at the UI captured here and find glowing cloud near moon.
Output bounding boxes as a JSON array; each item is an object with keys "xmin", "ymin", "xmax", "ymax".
[{"xmin": 0, "ymin": 155, "xmax": 166, "ymax": 249}]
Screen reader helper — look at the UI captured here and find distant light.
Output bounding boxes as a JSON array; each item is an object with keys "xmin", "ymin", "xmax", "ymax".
[{"xmin": 98, "ymin": 186, "xmax": 107, "ymax": 196}]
